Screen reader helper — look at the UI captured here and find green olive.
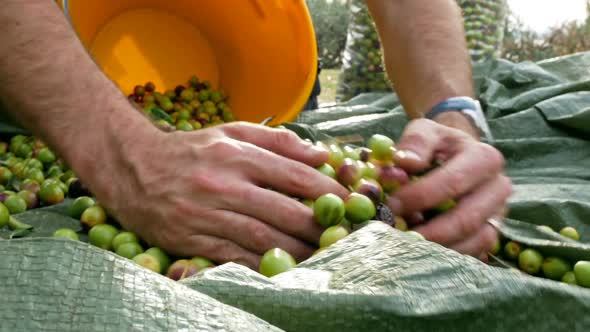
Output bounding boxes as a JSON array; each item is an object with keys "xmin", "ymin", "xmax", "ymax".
[
  {"xmin": 562, "ymin": 271, "xmax": 577, "ymax": 285},
  {"xmin": 0, "ymin": 202, "xmax": 9, "ymax": 228},
  {"xmin": 68, "ymin": 196, "xmax": 95, "ymax": 220},
  {"xmin": 0, "ymin": 167, "xmax": 13, "ymax": 185},
  {"xmin": 368, "ymin": 134, "xmax": 394, "ymax": 161},
  {"xmin": 344, "ymin": 193, "xmax": 376, "ymax": 224},
  {"xmin": 36, "ymin": 148, "xmax": 56, "ymax": 164},
  {"xmin": 191, "ymin": 256, "xmax": 215, "ymax": 271},
  {"xmin": 116, "ymin": 242, "xmax": 144, "ymax": 259},
  {"xmin": 503, "ymin": 241, "xmax": 522, "ymax": 260},
  {"xmin": 574, "ymin": 261, "xmax": 590, "ymax": 288},
  {"xmin": 88, "ymin": 224, "xmax": 119, "ymax": 250},
  {"xmin": 112, "ymin": 231, "xmax": 139, "ymax": 252},
  {"xmin": 45, "ymin": 165, "xmax": 63, "ymax": 179},
  {"xmin": 559, "ymin": 227, "xmax": 580, "ymax": 241},
  {"xmin": 316, "ymin": 163, "xmax": 336, "ymax": 179},
  {"xmin": 39, "ymin": 183, "xmax": 64, "ymax": 205},
  {"xmin": 132, "ymin": 253, "xmax": 161, "ymax": 273},
  {"xmin": 313, "ymin": 193, "xmax": 345, "ymax": 227},
  {"xmin": 145, "ymin": 247, "xmax": 171, "ymax": 273},
  {"xmin": 259, "ymin": 248, "xmax": 296, "ymax": 278},
  {"xmin": 25, "ymin": 168, "xmax": 44, "ymax": 184},
  {"xmin": 80, "ymin": 205, "xmax": 107, "ymax": 228},
  {"xmin": 319, "ymin": 225, "xmax": 350, "ymax": 248},
  {"xmin": 518, "ymin": 248, "xmax": 543, "ymax": 275},
  {"xmin": 542, "ymin": 257, "xmax": 571, "ymax": 280},
  {"xmin": 16, "ymin": 143, "xmax": 33, "ymax": 159},
  {"xmin": 176, "ymin": 120, "xmax": 194, "ymax": 132},
  {"xmin": 53, "ymin": 228, "xmax": 79, "ymax": 241},
  {"xmin": 4, "ymin": 195, "xmax": 27, "ymax": 214}
]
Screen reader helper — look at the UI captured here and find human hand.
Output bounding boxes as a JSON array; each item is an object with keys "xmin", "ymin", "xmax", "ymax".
[
  {"xmin": 89, "ymin": 122, "xmax": 348, "ymax": 270},
  {"xmin": 386, "ymin": 117, "xmax": 511, "ymax": 259}
]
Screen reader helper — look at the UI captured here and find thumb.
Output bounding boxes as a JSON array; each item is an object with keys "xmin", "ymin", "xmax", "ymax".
[{"xmin": 393, "ymin": 119, "xmax": 441, "ymax": 173}]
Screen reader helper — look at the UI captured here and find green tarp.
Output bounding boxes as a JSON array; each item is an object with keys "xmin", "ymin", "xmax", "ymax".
[{"xmin": 2, "ymin": 52, "xmax": 590, "ymax": 331}]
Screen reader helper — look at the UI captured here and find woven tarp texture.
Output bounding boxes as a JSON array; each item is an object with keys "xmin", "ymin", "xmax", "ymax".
[{"xmin": 2, "ymin": 52, "xmax": 590, "ymax": 331}]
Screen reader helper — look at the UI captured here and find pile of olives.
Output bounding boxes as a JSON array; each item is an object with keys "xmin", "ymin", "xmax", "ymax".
[
  {"xmin": 128, "ymin": 75, "xmax": 236, "ymax": 132},
  {"xmin": 336, "ymin": 0, "xmax": 392, "ymax": 102},
  {"xmin": 0, "ymin": 135, "xmax": 75, "ymax": 231},
  {"xmin": 491, "ymin": 225, "xmax": 590, "ymax": 288},
  {"xmin": 457, "ymin": 0, "xmax": 507, "ymax": 62},
  {"xmin": 258, "ymin": 134, "xmax": 446, "ymax": 277},
  {"xmin": 54, "ymin": 196, "xmax": 216, "ymax": 280},
  {"xmin": 0, "ymin": 133, "xmax": 215, "ymax": 280}
]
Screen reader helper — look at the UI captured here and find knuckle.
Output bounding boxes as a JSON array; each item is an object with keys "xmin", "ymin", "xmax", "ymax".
[
  {"xmin": 285, "ymin": 165, "xmax": 315, "ymax": 193},
  {"xmin": 206, "ymin": 240, "xmax": 238, "ymax": 263},
  {"xmin": 191, "ymin": 172, "xmax": 230, "ymax": 195},
  {"xmin": 206, "ymin": 138, "xmax": 242, "ymax": 157},
  {"xmin": 398, "ymin": 131, "xmax": 429, "ymax": 150},
  {"xmin": 245, "ymin": 222, "xmax": 272, "ymax": 250},
  {"xmin": 272, "ymin": 129, "xmax": 299, "ymax": 147}
]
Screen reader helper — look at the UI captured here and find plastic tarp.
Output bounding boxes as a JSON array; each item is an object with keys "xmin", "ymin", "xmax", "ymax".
[{"xmin": 2, "ymin": 52, "xmax": 590, "ymax": 331}]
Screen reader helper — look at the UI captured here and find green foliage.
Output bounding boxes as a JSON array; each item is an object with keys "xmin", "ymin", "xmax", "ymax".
[
  {"xmin": 306, "ymin": 0, "xmax": 350, "ymax": 69},
  {"xmin": 501, "ymin": 6, "xmax": 590, "ymax": 63}
]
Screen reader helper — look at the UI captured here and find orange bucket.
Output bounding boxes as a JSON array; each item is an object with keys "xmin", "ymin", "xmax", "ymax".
[{"xmin": 58, "ymin": 0, "xmax": 318, "ymax": 125}]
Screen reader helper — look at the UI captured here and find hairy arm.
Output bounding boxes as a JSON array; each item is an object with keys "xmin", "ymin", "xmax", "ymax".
[
  {"xmin": 0, "ymin": 0, "xmax": 157, "ymax": 202},
  {"xmin": 365, "ymin": 0, "xmax": 479, "ymax": 138}
]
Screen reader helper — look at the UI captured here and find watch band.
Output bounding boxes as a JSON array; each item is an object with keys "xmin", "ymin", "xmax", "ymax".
[
  {"xmin": 424, "ymin": 97, "xmax": 494, "ymax": 144},
  {"xmin": 425, "ymin": 97, "xmax": 480, "ymax": 120}
]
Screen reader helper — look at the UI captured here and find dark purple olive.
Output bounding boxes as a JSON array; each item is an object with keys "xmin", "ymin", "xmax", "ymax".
[
  {"xmin": 359, "ymin": 148, "xmax": 371, "ymax": 162},
  {"xmin": 134, "ymin": 85, "xmax": 145, "ymax": 97},
  {"xmin": 353, "ymin": 178, "xmax": 383, "ymax": 204},
  {"xmin": 68, "ymin": 179, "xmax": 91, "ymax": 198},
  {"xmin": 175, "ymin": 85, "xmax": 186, "ymax": 96},
  {"xmin": 336, "ymin": 158, "xmax": 362, "ymax": 187},
  {"xmin": 144, "ymin": 82, "xmax": 156, "ymax": 93},
  {"xmin": 378, "ymin": 166, "xmax": 409, "ymax": 193},
  {"xmin": 0, "ymin": 192, "xmax": 12, "ymax": 203}
]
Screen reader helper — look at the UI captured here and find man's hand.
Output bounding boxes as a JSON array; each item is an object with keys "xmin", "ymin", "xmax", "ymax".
[
  {"xmin": 92, "ymin": 122, "xmax": 348, "ymax": 270},
  {"xmin": 387, "ymin": 118, "xmax": 511, "ymax": 259}
]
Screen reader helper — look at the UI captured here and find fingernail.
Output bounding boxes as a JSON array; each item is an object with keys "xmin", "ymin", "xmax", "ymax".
[
  {"xmin": 396, "ymin": 150, "xmax": 422, "ymax": 162},
  {"xmin": 386, "ymin": 197, "xmax": 403, "ymax": 215}
]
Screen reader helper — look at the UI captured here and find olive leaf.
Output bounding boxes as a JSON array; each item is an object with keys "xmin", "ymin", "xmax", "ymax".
[{"xmin": 0, "ymin": 199, "xmax": 82, "ymax": 239}]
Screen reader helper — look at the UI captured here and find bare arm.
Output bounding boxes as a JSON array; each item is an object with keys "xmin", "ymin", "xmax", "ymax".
[
  {"xmin": 0, "ymin": 0, "xmax": 349, "ymax": 268},
  {"xmin": 0, "ymin": 0, "xmax": 156, "ymax": 198},
  {"xmin": 365, "ymin": 0, "xmax": 479, "ymax": 138},
  {"xmin": 365, "ymin": 0, "xmax": 511, "ymax": 259}
]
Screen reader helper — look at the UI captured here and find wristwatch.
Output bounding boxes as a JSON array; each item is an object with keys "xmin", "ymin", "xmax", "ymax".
[{"xmin": 425, "ymin": 96, "xmax": 494, "ymax": 144}]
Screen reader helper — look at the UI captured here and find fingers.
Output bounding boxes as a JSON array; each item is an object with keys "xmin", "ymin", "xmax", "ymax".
[
  {"xmin": 221, "ymin": 122, "xmax": 329, "ymax": 167},
  {"xmin": 173, "ymin": 234, "xmax": 262, "ymax": 270},
  {"xmin": 393, "ymin": 119, "xmax": 454, "ymax": 172},
  {"xmin": 241, "ymin": 143, "xmax": 349, "ymax": 200},
  {"xmin": 388, "ymin": 141, "xmax": 505, "ymax": 215},
  {"xmin": 204, "ymin": 209, "xmax": 316, "ymax": 262},
  {"xmin": 412, "ymin": 174, "xmax": 512, "ymax": 246},
  {"xmin": 227, "ymin": 184, "xmax": 325, "ymax": 244},
  {"xmin": 448, "ymin": 223, "xmax": 499, "ymax": 258}
]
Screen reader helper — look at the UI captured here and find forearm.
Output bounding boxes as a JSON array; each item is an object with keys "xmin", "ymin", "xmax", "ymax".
[
  {"xmin": 0, "ymin": 1, "xmax": 157, "ymax": 193},
  {"xmin": 365, "ymin": 0, "xmax": 478, "ymax": 137}
]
